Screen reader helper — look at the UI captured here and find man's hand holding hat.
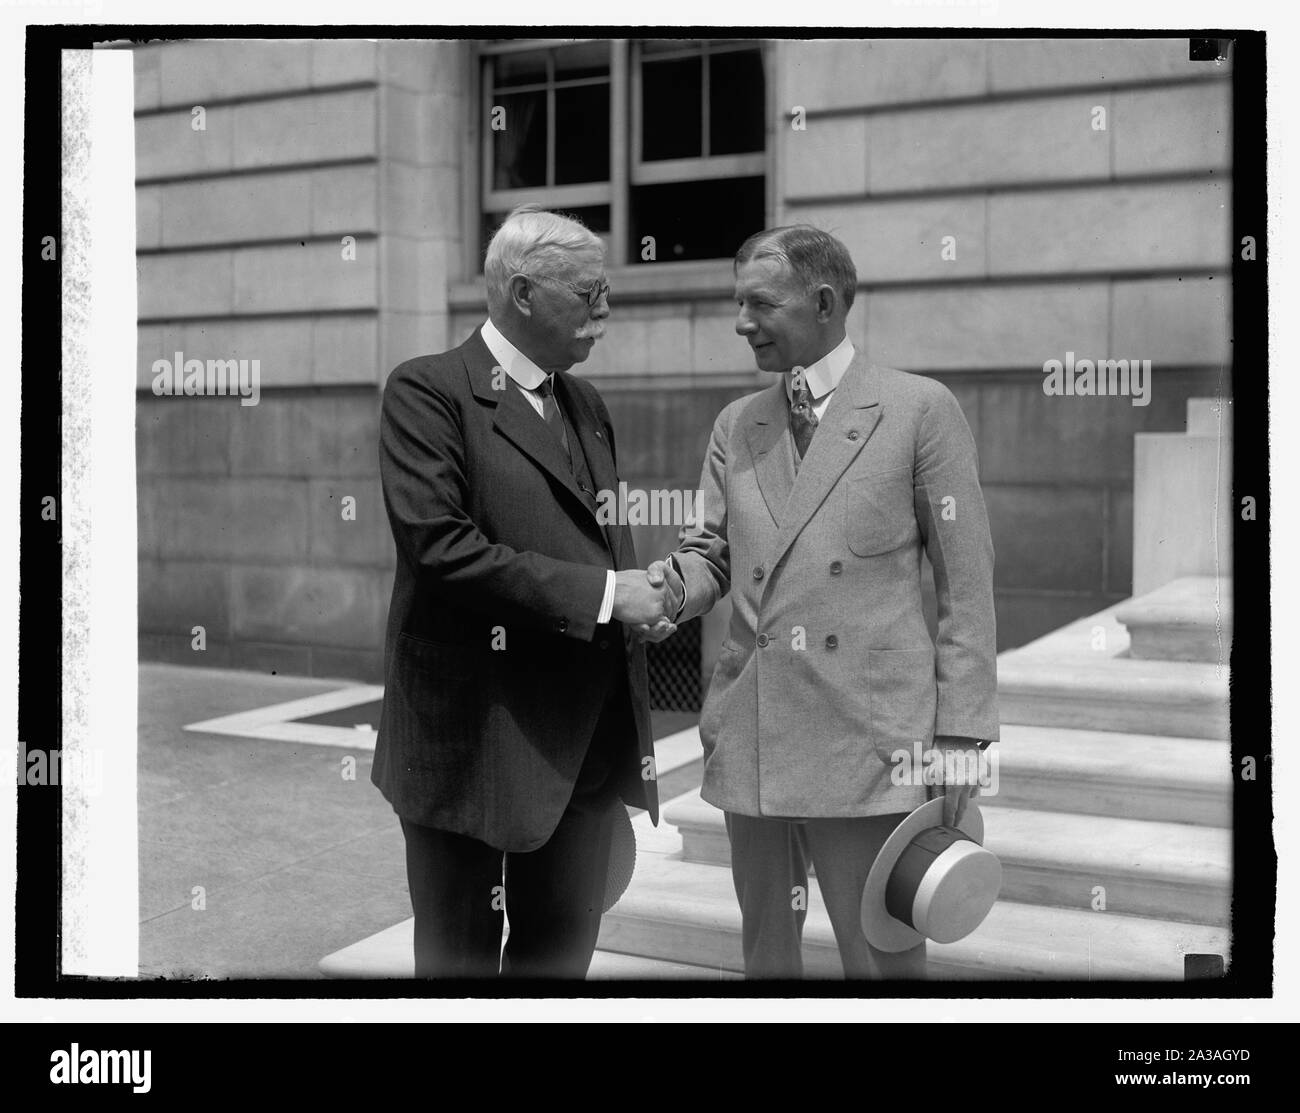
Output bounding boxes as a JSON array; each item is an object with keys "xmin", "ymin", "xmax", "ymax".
[{"xmin": 932, "ymin": 736, "xmax": 989, "ymax": 828}]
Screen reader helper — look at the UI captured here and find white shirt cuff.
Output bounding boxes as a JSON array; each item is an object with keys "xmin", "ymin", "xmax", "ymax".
[{"xmin": 596, "ymin": 569, "xmax": 616, "ymax": 624}]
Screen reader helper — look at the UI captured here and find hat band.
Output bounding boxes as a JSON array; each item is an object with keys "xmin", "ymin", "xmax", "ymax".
[{"xmin": 883, "ymin": 825, "xmax": 974, "ymax": 930}]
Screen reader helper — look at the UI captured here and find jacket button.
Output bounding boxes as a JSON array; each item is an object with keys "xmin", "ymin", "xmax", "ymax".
[
  {"xmin": 558, "ymin": 617, "xmax": 568, "ymax": 633},
  {"xmin": 847, "ymin": 430, "xmax": 859, "ymax": 441},
  {"xmin": 599, "ymin": 638, "xmax": 610, "ymax": 651},
  {"xmin": 825, "ymin": 634, "xmax": 838, "ymax": 649},
  {"xmin": 752, "ymin": 566, "xmax": 764, "ymax": 581},
  {"xmin": 757, "ymin": 633, "xmax": 770, "ymax": 648},
  {"xmin": 829, "ymin": 560, "xmax": 843, "ymax": 575}
]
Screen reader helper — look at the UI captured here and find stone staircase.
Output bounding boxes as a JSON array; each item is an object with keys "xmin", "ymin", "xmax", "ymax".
[{"xmin": 595, "ymin": 575, "xmax": 1234, "ymax": 980}]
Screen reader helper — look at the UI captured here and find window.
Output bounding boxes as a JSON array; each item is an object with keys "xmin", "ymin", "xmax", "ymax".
[{"xmin": 479, "ymin": 38, "xmax": 768, "ymax": 268}]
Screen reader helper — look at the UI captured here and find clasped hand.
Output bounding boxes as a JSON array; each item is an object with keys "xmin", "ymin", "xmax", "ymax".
[{"xmin": 611, "ymin": 560, "xmax": 684, "ymax": 642}]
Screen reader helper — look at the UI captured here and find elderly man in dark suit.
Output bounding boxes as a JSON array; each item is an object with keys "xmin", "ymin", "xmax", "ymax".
[
  {"xmin": 373, "ymin": 205, "xmax": 671, "ymax": 979},
  {"xmin": 644, "ymin": 225, "xmax": 999, "ymax": 979}
]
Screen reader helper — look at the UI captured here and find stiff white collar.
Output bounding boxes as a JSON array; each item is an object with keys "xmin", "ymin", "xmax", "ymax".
[
  {"xmin": 785, "ymin": 333, "xmax": 855, "ymax": 403},
  {"xmin": 481, "ymin": 317, "xmax": 549, "ymax": 391}
]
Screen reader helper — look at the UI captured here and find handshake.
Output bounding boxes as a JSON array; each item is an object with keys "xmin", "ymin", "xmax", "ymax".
[{"xmin": 611, "ymin": 559, "xmax": 685, "ymax": 643}]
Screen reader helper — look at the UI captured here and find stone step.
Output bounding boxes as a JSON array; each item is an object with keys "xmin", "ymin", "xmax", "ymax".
[
  {"xmin": 587, "ymin": 949, "xmax": 741, "ymax": 980},
  {"xmin": 1114, "ymin": 576, "xmax": 1233, "ymax": 664},
  {"xmin": 986, "ymin": 724, "xmax": 1231, "ymax": 826},
  {"xmin": 995, "ymin": 601, "xmax": 1229, "ymax": 739},
  {"xmin": 598, "ymin": 852, "xmax": 1231, "ymax": 980},
  {"xmin": 317, "ymin": 916, "xmax": 741, "ymax": 980},
  {"xmin": 664, "ymin": 792, "xmax": 1230, "ymax": 925},
  {"xmin": 983, "ymin": 807, "xmax": 1230, "ymax": 925},
  {"xmin": 997, "ymin": 653, "xmax": 1229, "ymax": 739}
]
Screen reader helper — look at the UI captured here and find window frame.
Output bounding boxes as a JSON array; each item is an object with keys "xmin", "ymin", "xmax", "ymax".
[
  {"xmin": 468, "ymin": 37, "xmax": 771, "ymax": 276},
  {"xmin": 629, "ymin": 39, "xmax": 768, "ymax": 186},
  {"xmin": 479, "ymin": 38, "xmax": 617, "ymax": 213}
]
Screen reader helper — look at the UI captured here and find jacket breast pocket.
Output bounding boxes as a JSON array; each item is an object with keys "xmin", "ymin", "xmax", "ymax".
[
  {"xmin": 867, "ymin": 647, "xmax": 937, "ymax": 760},
  {"xmin": 845, "ymin": 467, "xmax": 916, "ymax": 557}
]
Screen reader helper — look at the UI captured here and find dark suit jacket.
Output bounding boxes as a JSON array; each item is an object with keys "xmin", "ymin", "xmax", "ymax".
[{"xmin": 372, "ymin": 327, "xmax": 657, "ymax": 852}]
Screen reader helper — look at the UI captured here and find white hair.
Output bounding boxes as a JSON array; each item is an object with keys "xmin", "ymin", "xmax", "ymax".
[{"xmin": 484, "ymin": 205, "xmax": 604, "ymax": 313}]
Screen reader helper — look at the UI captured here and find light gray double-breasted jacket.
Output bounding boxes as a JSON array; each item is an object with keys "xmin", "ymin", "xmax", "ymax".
[{"xmin": 675, "ymin": 351, "xmax": 999, "ymax": 818}]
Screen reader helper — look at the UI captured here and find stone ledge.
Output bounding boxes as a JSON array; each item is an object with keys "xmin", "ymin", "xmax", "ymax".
[{"xmin": 1115, "ymin": 576, "xmax": 1233, "ymax": 663}]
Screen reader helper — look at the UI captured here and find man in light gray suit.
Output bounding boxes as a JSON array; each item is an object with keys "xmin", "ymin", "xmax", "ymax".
[{"xmin": 642, "ymin": 226, "xmax": 999, "ymax": 978}]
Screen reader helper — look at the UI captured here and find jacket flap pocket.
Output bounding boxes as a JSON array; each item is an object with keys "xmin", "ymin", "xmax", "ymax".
[
  {"xmin": 867, "ymin": 647, "xmax": 936, "ymax": 759},
  {"xmin": 846, "ymin": 468, "xmax": 915, "ymax": 556}
]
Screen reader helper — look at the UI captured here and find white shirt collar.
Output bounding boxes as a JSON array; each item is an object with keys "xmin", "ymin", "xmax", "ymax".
[
  {"xmin": 785, "ymin": 334, "xmax": 855, "ymax": 402},
  {"xmin": 481, "ymin": 317, "xmax": 549, "ymax": 391}
]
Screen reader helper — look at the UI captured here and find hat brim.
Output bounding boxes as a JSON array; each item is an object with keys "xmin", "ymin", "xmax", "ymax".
[
  {"xmin": 602, "ymin": 803, "xmax": 637, "ymax": 913},
  {"xmin": 860, "ymin": 798, "xmax": 986, "ymax": 952}
]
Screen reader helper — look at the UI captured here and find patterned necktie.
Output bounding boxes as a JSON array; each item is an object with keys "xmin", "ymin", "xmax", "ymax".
[
  {"xmin": 790, "ymin": 373, "xmax": 820, "ymax": 465},
  {"xmin": 536, "ymin": 375, "xmax": 573, "ymax": 469}
]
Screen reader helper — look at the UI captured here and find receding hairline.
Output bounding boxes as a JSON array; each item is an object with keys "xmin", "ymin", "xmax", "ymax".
[
  {"xmin": 732, "ymin": 255, "xmax": 803, "ymax": 296},
  {"xmin": 733, "ymin": 225, "xmax": 857, "ymax": 308}
]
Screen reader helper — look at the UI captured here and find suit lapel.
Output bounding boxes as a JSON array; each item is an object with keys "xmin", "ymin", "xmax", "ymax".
[
  {"xmin": 746, "ymin": 381, "xmax": 796, "ymax": 528},
  {"xmin": 554, "ymin": 370, "xmax": 628, "ymax": 565},
  {"xmin": 463, "ymin": 329, "xmax": 592, "ymax": 524},
  {"xmin": 763, "ymin": 353, "xmax": 883, "ymax": 578}
]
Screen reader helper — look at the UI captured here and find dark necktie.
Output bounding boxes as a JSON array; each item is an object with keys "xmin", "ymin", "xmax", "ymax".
[
  {"xmin": 790, "ymin": 375, "xmax": 820, "ymax": 465},
  {"xmin": 536, "ymin": 375, "xmax": 573, "ymax": 470}
]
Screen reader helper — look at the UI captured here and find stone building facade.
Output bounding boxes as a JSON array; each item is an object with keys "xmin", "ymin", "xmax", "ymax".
[{"xmin": 134, "ymin": 37, "xmax": 1231, "ymax": 684}]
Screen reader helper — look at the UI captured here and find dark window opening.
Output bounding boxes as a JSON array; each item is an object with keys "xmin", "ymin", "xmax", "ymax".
[
  {"xmin": 642, "ymin": 55, "xmax": 703, "ymax": 161},
  {"xmin": 630, "ymin": 177, "xmax": 764, "ymax": 263},
  {"xmin": 709, "ymin": 49, "xmax": 766, "ymax": 155},
  {"xmin": 492, "ymin": 89, "xmax": 547, "ymax": 190},
  {"xmin": 555, "ymin": 84, "xmax": 610, "ymax": 185},
  {"xmin": 493, "ymin": 48, "xmax": 548, "ymax": 87},
  {"xmin": 641, "ymin": 45, "xmax": 764, "ymax": 162}
]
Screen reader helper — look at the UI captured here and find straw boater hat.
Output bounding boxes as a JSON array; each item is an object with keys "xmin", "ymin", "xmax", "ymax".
[{"xmin": 860, "ymin": 799, "xmax": 1002, "ymax": 952}]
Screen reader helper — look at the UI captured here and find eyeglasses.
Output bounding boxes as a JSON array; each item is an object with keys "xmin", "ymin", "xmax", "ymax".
[{"xmin": 521, "ymin": 273, "xmax": 611, "ymax": 308}]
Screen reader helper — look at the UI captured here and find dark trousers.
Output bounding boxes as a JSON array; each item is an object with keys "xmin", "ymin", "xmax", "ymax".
[
  {"xmin": 724, "ymin": 811, "xmax": 929, "ymax": 980},
  {"xmin": 400, "ymin": 685, "xmax": 625, "ymax": 980}
]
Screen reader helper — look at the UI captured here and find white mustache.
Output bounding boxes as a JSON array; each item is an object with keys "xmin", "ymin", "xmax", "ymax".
[{"xmin": 577, "ymin": 328, "xmax": 605, "ymax": 340}]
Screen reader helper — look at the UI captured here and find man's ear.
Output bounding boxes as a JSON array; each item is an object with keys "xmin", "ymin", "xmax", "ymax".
[
  {"xmin": 813, "ymin": 284, "xmax": 838, "ymax": 322},
  {"xmin": 509, "ymin": 274, "xmax": 534, "ymax": 319}
]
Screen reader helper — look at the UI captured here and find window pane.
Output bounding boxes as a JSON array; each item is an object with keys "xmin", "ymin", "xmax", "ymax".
[
  {"xmin": 493, "ymin": 49, "xmax": 548, "ymax": 88},
  {"xmin": 555, "ymin": 84, "xmax": 610, "ymax": 185},
  {"xmin": 641, "ymin": 56, "xmax": 703, "ymax": 161},
  {"xmin": 554, "ymin": 41, "xmax": 610, "ymax": 81},
  {"xmin": 492, "ymin": 89, "xmax": 547, "ymax": 190},
  {"xmin": 641, "ymin": 38, "xmax": 699, "ymax": 55},
  {"xmin": 549, "ymin": 206, "xmax": 613, "ymax": 264},
  {"xmin": 630, "ymin": 176, "xmax": 764, "ymax": 263},
  {"xmin": 709, "ymin": 48, "xmax": 766, "ymax": 155},
  {"xmin": 481, "ymin": 206, "xmax": 610, "ymax": 269},
  {"xmin": 554, "ymin": 204, "xmax": 611, "ymax": 234}
]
